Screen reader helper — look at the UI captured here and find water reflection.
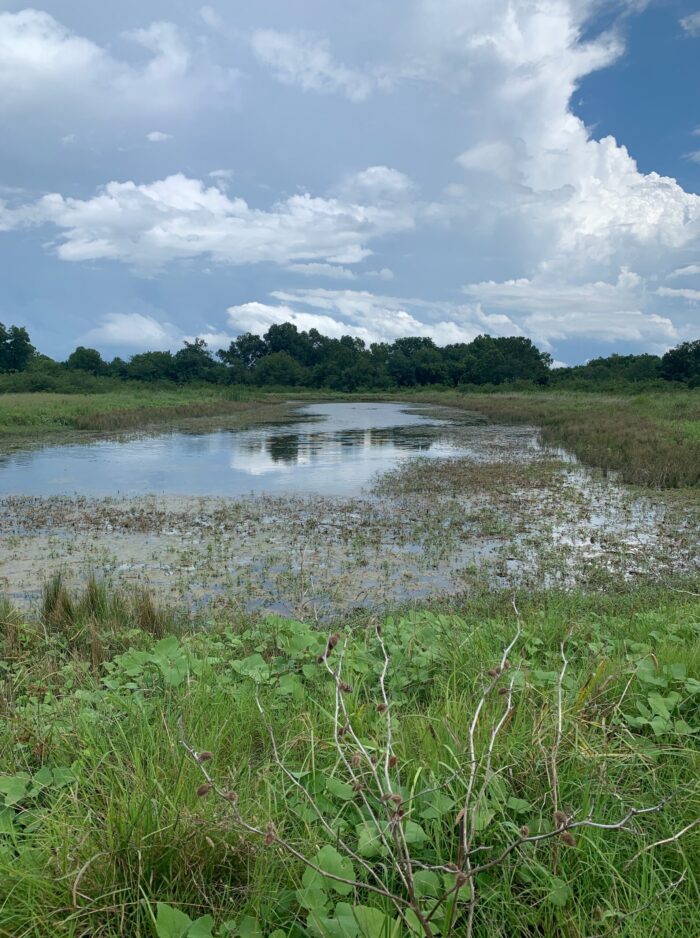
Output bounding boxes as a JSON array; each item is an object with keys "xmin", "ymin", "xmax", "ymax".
[
  {"xmin": 0, "ymin": 402, "xmax": 462, "ymax": 497},
  {"xmin": 236, "ymin": 424, "xmax": 437, "ymax": 474}
]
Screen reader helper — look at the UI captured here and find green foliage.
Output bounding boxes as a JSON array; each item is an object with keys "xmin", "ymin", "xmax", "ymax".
[
  {"xmin": 0, "ymin": 321, "xmax": 34, "ymax": 373},
  {"xmin": 1, "ymin": 584, "xmax": 699, "ymax": 936}
]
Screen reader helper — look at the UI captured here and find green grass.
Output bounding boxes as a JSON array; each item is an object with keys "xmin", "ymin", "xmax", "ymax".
[
  {"xmin": 0, "ymin": 387, "xmax": 285, "ymax": 439},
  {"xmin": 1, "ymin": 579, "xmax": 698, "ymax": 936},
  {"xmin": 400, "ymin": 389, "xmax": 700, "ymax": 489}
]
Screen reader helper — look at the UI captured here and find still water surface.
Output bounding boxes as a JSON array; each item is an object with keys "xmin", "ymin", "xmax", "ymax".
[{"xmin": 0, "ymin": 403, "xmax": 462, "ymax": 497}]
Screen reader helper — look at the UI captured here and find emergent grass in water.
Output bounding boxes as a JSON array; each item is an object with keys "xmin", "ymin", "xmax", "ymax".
[{"xmin": 0, "ymin": 404, "xmax": 697, "ymax": 617}]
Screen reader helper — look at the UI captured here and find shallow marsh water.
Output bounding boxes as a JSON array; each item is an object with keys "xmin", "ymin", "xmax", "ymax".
[
  {"xmin": 0, "ymin": 402, "xmax": 697, "ymax": 616},
  {"xmin": 0, "ymin": 402, "xmax": 464, "ymax": 497}
]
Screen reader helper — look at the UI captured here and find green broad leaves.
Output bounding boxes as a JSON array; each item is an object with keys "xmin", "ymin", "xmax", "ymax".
[
  {"xmin": 154, "ymin": 904, "xmax": 264, "ymax": 938},
  {"xmin": 0, "ymin": 765, "xmax": 76, "ymax": 808},
  {"xmin": 307, "ymin": 903, "xmax": 402, "ymax": 938},
  {"xmin": 300, "ymin": 846, "xmax": 355, "ymax": 901},
  {"xmin": 104, "ymin": 636, "xmax": 199, "ymax": 690},
  {"xmin": 622, "ymin": 656, "xmax": 700, "ymax": 737}
]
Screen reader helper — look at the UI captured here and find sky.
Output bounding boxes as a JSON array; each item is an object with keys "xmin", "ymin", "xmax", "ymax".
[{"xmin": 0, "ymin": 0, "xmax": 699, "ymax": 365}]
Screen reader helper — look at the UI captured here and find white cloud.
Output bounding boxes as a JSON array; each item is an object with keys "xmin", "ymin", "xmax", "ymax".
[
  {"xmin": 146, "ymin": 131, "xmax": 172, "ymax": 142},
  {"xmin": 0, "ymin": 9, "xmax": 233, "ymax": 119},
  {"xmin": 657, "ymin": 287, "xmax": 700, "ymax": 302},
  {"xmin": 251, "ymin": 29, "xmax": 376, "ymax": 102},
  {"xmin": 369, "ymin": 268, "xmax": 395, "ymax": 281},
  {"xmin": 82, "ymin": 313, "xmax": 182, "ymax": 349},
  {"xmin": 668, "ymin": 264, "xmax": 700, "ymax": 279},
  {"xmin": 681, "ymin": 12, "xmax": 700, "ymax": 37},
  {"xmin": 0, "ymin": 168, "xmax": 416, "ymax": 271},
  {"xmin": 287, "ymin": 263, "xmax": 357, "ymax": 280},
  {"xmin": 685, "ymin": 149, "xmax": 700, "ymax": 164},
  {"xmin": 462, "ymin": 268, "xmax": 680, "ymax": 348},
  {"xmin": 260, "ymin": 288, "xmax": 520, "ymax": 345}
]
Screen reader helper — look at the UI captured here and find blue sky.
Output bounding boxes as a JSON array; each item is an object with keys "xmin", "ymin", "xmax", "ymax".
[{"xmin": 0, "ymin": 0, "xmax": 699, "ymax": 365}]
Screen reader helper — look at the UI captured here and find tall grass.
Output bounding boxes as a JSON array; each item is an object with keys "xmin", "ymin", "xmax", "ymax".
[
  {"xmin": 1, "ymin": 581, "xmax": 698, "ymax": 936},
  {"xmin": 406, "ymin": 389, "xmax": 700, "ymax": 488},
  {"xmin": 0, "ymin": 389, "xmax": 283, "ymax": 437}
]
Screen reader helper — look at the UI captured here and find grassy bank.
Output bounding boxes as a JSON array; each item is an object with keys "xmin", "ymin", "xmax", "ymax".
[
  {"xmin": 404, "ymin": 389, "xmax": 700, "ymax": 489},
  {"xmin": 0, "ymin": 387, "xmax": 288, "ymax": 440},
  {"xmin": 1, "ymin": 579, "xmax": 698, "ymax": 936}
]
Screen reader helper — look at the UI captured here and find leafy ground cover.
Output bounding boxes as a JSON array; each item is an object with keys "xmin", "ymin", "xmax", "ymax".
[{"xmin": 1, "ymin": 579, "xmax": 698, "ymax": 936}]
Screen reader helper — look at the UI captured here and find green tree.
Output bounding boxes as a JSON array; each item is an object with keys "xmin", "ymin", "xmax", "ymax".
[
  {"xmin": 661, "ymin": 340, "xmax": 700, "ymax": 386},
  {"xmin": 66, "ymin": 346, "xmax": 105, "ymax": 375},
  {"xmin": 0, "ymin": 322, "xmax": 35, "ymax": 372},
  {"xmin": 253, "ymin": 351, "xmax": 307, "ymax": 386},
  {"xmin": 172, "ymin": 339, "xmax": 220, "ymax": 383}
]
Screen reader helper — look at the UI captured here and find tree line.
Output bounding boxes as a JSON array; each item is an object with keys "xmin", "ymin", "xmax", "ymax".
[{"xmin": 1, "ymin": 319, "xmax": 699, "ymax": 391}]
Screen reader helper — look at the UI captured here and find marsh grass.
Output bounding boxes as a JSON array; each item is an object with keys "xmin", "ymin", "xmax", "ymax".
[
  {"xmin": 405, "ymin": 390, "xmax": 700, "ymax": 488},
  {"xmin": 0, "ymin": 581, "xmax": 698, "ymax": 936},
  {"xmin": 0, "ymin": 389, "xmax": 285, "ymax": 439}
]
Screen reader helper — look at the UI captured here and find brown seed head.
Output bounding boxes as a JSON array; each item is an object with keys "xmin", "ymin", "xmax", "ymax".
[
  {"xmin": 487, "ymin": 668, "xmax": 500, "ymax": 678},
  {"xmin": 339, "ymin": 682, "xmax": 353, "ymax": 694},
  {"xmin": 388, "ymin": 755, "xmax": 398, "ymax": 768},
  {"xmin": 498, "ymin": 686, "xmax": 508, "ymax": 696},
  {"xmin": 196, "ymin": 783, "xmax": 213, "ymax": 797},
  {"xmin": 351, "ymin": 753, "xmax": 362, "ymax": 767},
  {"xmin": 554, "ymin": 810, "xmax": 567, "ymax": 828},
  {"xmin": 224, "ymin": 790, "xmax": 238, "ymax": 803},
  {"xmin": 446, "ymin": 862, "xmax": 459, "ymax": 872},
  {"xmin": 264, "ymin": 832, "xmax": 275, "ymax": 846},
  {"xmin": 327, "ymin": 634, "xmax": 340, "ymax": 650},
  {"xmin": 376, "ymin": 703, "xmax": 388, "ymax": 713},
  {"xmin": 520, "ymin": 825, "xmax": 529, "ymax": 837},
  {"xmin": 316, "ymin": 654, "xmax": 326, "ymax": 665},
  {"xmin": 390, "ymin": 793, "xmax": 403, "ymax": 805},
  {"xmin": 198, "ymin": 751, "xmax": 213, "ymax": 762},
  {"xmin": 455, "ymin": 873, "xmax": 468, "ymax": 888},
  {"xmin": 561, "ymin": 831, "xmax": 577, "ymax": 847},
  {"xmin": 352, "ymin": 781, "xmax": 364, "ymax": 792}
]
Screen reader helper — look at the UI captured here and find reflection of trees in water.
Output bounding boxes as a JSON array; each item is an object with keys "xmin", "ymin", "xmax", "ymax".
[
  {"xmin": 240, "ymin": 425, "xmax": 439, "ymax": 465},
  {"xmin": 268, "ymin": 434, "xmax": 301, "ymax": 464}
]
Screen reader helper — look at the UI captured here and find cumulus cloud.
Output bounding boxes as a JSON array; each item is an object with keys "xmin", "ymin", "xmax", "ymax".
[
  {"xmin": 146, "ymin": 131, "xmax": 172, "ymax": 142},
  {"xmin": 680, "ymin": 12, "xmax": 700, "ymax": 37},
  {"xmin": 251, "ymin": 29, "xmax": 377, "ymax": 101},
  {"xmin": 81, "ymin": 313, "xmax": 182, "ymax": 349},
  {"xmin": 250, "ymin": 288, "xmax": 520, "ymax": 345},
  {"xmin": 81, "ymin": 312, "xmax": 233, "ymax": 352},
  {"xmin": 0, "ymin": 8, "xmax": 233, "ymax": 119},
  {"xmin": 462, "ymin": 269, "xmax": 680, "ymax": 348},
  {"xmin": 0, "ymin": 169, "xmax": 416, "ymax": 271}
]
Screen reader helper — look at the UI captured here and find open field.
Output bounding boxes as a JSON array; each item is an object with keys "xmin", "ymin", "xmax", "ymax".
[{"xmin": 1, "ymin": 580, "xmax": 698, "ymax": 937}]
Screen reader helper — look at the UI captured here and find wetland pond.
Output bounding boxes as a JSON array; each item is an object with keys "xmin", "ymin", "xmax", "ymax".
[
  {"xmin": 0, "ymin": 401, "xmax": 697, "ymax": 615},
  {"xmin": 0, "ymin": 402, "xmax": 464, "ymax": 497}
]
